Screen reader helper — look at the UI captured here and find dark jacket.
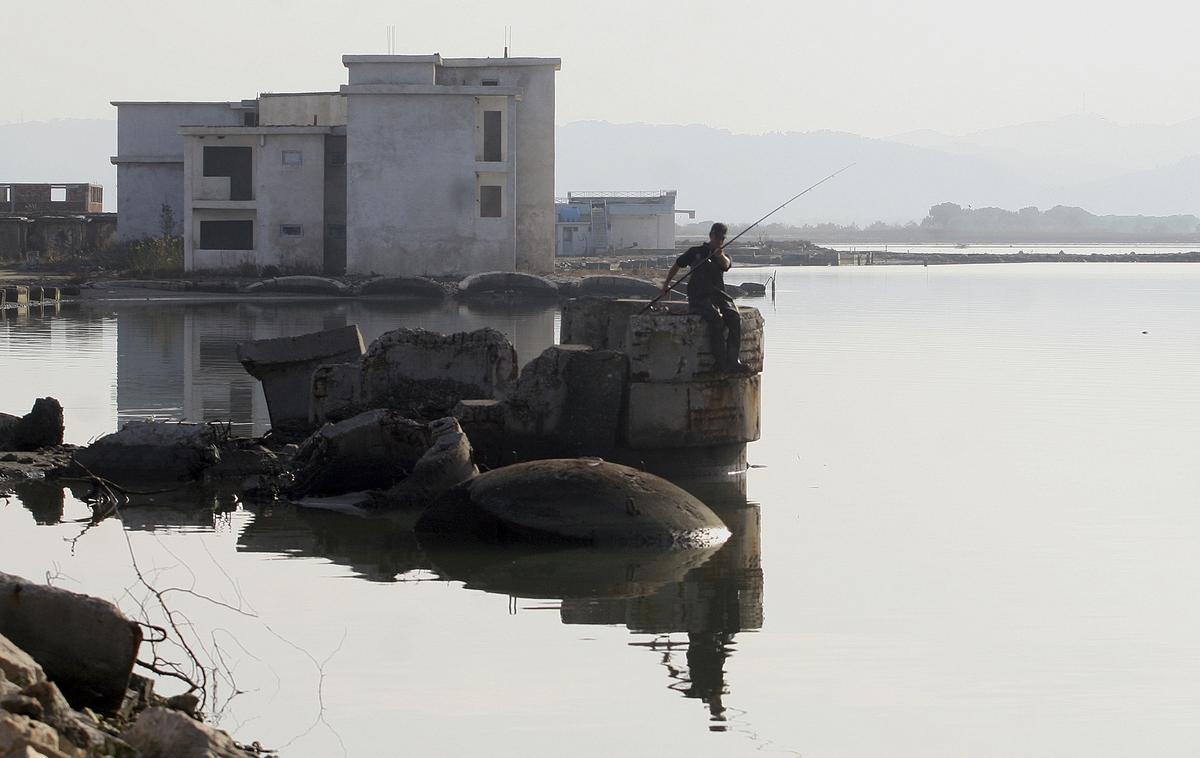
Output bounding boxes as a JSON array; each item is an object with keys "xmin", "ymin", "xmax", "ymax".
[{"xmin": 675, "ymin": 243, "xmax": 728, "ymax": 302}]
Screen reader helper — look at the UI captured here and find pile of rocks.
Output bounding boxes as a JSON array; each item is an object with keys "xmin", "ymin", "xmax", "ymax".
[{"xmin": 0, "ymin": 572, "xmax": 260, "ymax": 758}]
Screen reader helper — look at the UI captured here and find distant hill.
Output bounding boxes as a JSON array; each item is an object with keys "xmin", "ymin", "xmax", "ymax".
[{"xmin": 3, "ymin": 114, "xmax": 1198, "ymax": 223}]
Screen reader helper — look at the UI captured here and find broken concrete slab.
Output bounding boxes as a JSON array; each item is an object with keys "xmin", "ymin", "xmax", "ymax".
[
  {"xmin": 739, "ymin": 281, "xmax": 767, "ymax": 296},
  {"xmin": 0, "ymin": 398, "xmax": 63, "ymax": 452},
  {"xmin": 0, "ymin": 573, "xmax": 142, "ymax": 714},
  {"xmin": 451, "ymin": 400, "xmax": 506, "ymax": 470},
  {"xmin": 577, "ymin": 275, "xmax": 662, "ymax": 299},
  {"xmin": 291, "ymin": 409, "xmax": 431, "ymax": 495},
  {"xmin": 416, "ymin": 458, "xmax": 730, "ymax": 548},
  {"xmin": 502, "ymin": 345, "xmax": 628, "ymax": 457},
  {"xmin": 361, "ymin": 328, "xmax": 516, "ymax": 418},
  {"xmin": 237, "ymin": 325, "xmax": 364, "ymax": 436},
  {"xmin": 310, "ymin": 362, "xmax": 363, "ymax": 426},
  {"xmin": 458, "ymin": 271, "xmax": 558, "ymax": 299},
  {"xmin": 121, "ymin": 707, "xmax": 249, "ymax": 758},
  {"xmin": 383, "ymin": 417, "xmax": 477, "ymax": 508},
  {"xmin": 359, "ymin": 276, "xmax": 445, "ymax": 299},
  {"xmin": 625, "ymin": 375, "xmax": 761, "ymax": 449},
  {"xmin": 73, "ymin": 422, "xmax": 221, "ymax": 484}
]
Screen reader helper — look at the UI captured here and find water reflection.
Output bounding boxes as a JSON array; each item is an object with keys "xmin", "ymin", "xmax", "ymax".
[{"xmin": 105, "ymin": 298, "xmax": 556, "ymax": 436}]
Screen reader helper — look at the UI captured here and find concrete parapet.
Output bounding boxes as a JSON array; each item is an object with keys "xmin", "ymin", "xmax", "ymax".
[
  {"xmin": 626, "ymin": 375, "xmax": 761, "ymax": 449},
  {"xmin": 627, "ymin": 307, "xmax": 764, "ymax": 382},
  {"xmin": 237, "ymin": 325, "xmax": 365, "ymax": 436}
]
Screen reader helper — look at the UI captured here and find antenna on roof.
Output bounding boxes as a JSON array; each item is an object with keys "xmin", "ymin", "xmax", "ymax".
[
  {"xmin": 504, "ymin": 26, "xmax": 510, "ymax": 58},
  {"xmin": 385, "ymin": 25, "xmax": 396, "ymax": 55}
]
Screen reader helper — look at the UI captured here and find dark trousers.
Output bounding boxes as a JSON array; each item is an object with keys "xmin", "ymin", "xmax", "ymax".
[{"xmin": 691, "ymin": 293, "xmax": 741, "ymax": 369}]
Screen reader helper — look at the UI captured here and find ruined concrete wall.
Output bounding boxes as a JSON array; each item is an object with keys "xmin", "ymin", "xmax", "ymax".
[
  {"xmin": 0, "ymin": 218, "xmax": 30, "ymax": 262},
  {"xmin": 1, "ymin": 184, "xmax": 101, "ymax": 215},
  {"xmin": 26, "ymin": 217, "xmax": 87, "ymax": 259}
]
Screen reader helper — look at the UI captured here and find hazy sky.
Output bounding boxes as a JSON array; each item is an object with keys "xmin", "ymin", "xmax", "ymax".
[{"xmin": 4, "ymin": 0, "xmax": 1200, "ymax": 136}]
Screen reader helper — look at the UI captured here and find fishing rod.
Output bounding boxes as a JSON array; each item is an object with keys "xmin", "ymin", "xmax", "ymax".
[{"xmin": 641, "ymin": 163, "xmax": 855, "ymax": 313}]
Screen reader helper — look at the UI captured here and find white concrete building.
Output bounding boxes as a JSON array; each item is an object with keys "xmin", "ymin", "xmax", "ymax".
[
  {"xmin": 111, "ymin": 53, "xmax": 560, "ymax": 276},
  {"xmin": 554, "ymin": 191, "xmax": 693, "ymax": 256}
]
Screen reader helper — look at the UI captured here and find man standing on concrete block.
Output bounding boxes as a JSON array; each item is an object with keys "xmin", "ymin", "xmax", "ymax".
[{"xmin": 662, "ymin": 222, "xmax": 751, "ymax": 373}]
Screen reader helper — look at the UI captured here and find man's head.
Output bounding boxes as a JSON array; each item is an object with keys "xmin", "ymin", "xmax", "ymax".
[{"xmin": 709, "ymin": 222, "xmax": 728, "ymax": 246}]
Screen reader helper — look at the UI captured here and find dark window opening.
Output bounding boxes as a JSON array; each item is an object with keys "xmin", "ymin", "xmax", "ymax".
[
  {"xmin": 280, "ymin": 224, "xmax": 303, "ymax": 237},
  {"xmin": 480, "ymin": 185, "xmax": 502, "ymax": 218},
  {"xmin": 328, "ymin": 150, "xmax": 346, "ymax": 166},
  {"xmin": 199, "ymin": 220, "xmax": 254, "ymax": 250},
  {"xmin": 482, "ymin": 78, "xmax": 500, "ymax": 86},
  {"xmin": 327, "ymin": 224, "xmax": 347, "ymax": 240},
  {"xmin": 243, "ymin": 111, "xmax": 259, "ymax": 127},
  {"xmin": 203, "ymin": 146, "xmax": 253, "ymax": 200},
  {"xmin": 483, "ymin": 110, "xmax": 502, "ymax": 162}
]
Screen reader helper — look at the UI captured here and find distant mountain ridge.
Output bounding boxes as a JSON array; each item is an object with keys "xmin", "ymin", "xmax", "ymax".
[{"xmin": 2, "ymin": 114, "xmax": 1197, "ymax": 223}]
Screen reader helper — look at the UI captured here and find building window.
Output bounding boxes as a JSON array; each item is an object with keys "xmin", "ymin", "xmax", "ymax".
[
  {"xmin": 282, "ymin": 150, "xmax": 303, "ymax": 167},
  {"xmin": 280, "ymin": 224, "xmax": 303, "ymax": 237},
  {"xmin": 328, "ymin": 150, "xmax": 346, "ymax": 166},
  {"xmin": 480, "ymin": 185, "xmax": 502, "ymax": 218},
  {"xmin": 482, "ymin": 78, "xmax": 500, "ymax": 86},
  {"xmin": 89, "ymin": 187, "xmax": 102, "ymax": 204},
  {"xmin": 483, "ymin": 110, "xmax": 502, "ymax": 162},
  {"xmin": 0, "ymin": 186, "xmax": 9, "ymax": 203},
  {"xmin": 50, "ymin": 187, "xmax": 67, "ymax": 202},
  {"xmin": 327, "ymin": 224, "xmax": 346, "ymax": 240},
  {"xmin": 199, "ymin": 220, "xmax": 253, "ymax": 250},
  {"xmin": 243, "ymin": 111, "xmax": 259, "ymax": 127},
  {"xmin": 203, "ymin": 146, "xmax": 253, "ymax": 200}
]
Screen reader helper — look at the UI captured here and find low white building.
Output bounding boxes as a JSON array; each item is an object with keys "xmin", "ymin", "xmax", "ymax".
[
  {"xmin": 111, "ymin": 53, "xmax": 560, "ymax": 276},
  {"xmin": 554, "ymin": 191, "xmax": 693, "ymax": 257}
]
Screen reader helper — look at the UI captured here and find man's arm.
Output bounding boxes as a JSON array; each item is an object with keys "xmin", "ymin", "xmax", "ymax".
[
  {"xmin": 662, "ymin": 263, "xmax": 681, "ymax": 293},
  {"xmin": 716, "ymin": 248, "xmax": 732, "ymax": 271}
]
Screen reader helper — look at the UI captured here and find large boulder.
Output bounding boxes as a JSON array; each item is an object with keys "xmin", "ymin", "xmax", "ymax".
[
  {"xmin": 121, "ymin": 707, "xmax": 249, "ymax": 758},
  {"xmin": 0, "ymin": 573, "xmax": 142, "ymax": 714},
  {"xmin": 237, "ymin": 325, "xmax": 365, "ymax": 437},
  {"xmin": 415, "ymin": 459, "xmax": 730, "ymax": 548},
  {"xmin": 291, "ymin": 409, "xmax": 431, "ymax": 495},
  {"xmin": 361, "ymin": 328, "xmax": 517, "ymax": 418},
  {"xmin": 73, "ymin": 422, "xmax": 221, "ymax": 484},
  {"xmin": 0, "ymin": 398, "xmax": 64, "ymax": 452}
]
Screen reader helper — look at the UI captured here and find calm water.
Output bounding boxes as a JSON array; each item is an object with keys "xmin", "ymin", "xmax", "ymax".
[{"xmin": 2, "ymin": 264, "xmax": 1200, "ymax": 757}]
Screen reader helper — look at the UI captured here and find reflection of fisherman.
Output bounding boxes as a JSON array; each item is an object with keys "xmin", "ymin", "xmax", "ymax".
[{"xmin": 662, "ymin": 222, "xmax": 750, "ymax": 374}]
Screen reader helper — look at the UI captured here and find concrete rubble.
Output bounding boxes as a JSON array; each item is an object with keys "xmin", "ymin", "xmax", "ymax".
[
  {"xmin": 0, "ymin": 575, "xmax": 257, "ymax": 758},
  {"xmin": 237, "ymin": 324, "xmax": 365, "ymax": 437},
  {"xmin": 72, "ymin": 422, "xmax": 222, "ymax": 485},
  {"xmin": 0, "ymin": 399, "xmax": 64, "ymax": 453},
  {"xmin": 290, "ymin": 408, "xmax": 431, "ymax": 495}
]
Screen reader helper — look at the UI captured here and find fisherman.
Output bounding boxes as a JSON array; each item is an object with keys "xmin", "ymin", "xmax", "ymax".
[{"xmin": 662, "ymin": 222, "xmax": 750, "ymax": 374}]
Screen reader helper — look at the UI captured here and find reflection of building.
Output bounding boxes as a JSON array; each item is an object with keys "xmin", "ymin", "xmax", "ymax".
[
  {"xmin": 113, "ymin": 53, "xmax": 560, "ymax": 276},
  {"xmin": 112, "ymin": 299, "xmax": 556, "ymax": 436},
  {"xmin": 555, "ymin": 191, "xmax": 695, "ymax": 256}
]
